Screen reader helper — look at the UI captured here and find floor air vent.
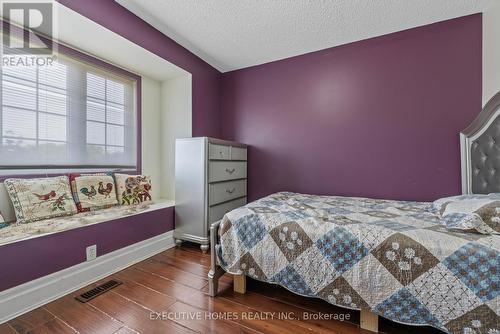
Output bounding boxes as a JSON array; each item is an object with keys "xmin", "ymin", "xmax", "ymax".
[{"xmin": 75, "ymin": 279, "xmax": 122, "ymax": 303}]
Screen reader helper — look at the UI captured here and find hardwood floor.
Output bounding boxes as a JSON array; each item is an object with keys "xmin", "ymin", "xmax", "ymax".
[{"xmin": 1, "ymin": 242, "xmax": 444, "ymax": 334}]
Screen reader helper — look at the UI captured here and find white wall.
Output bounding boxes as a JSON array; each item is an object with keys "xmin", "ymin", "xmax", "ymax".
[
  {"xmin": 141, "ymin": 76, "xmax": 162, "ymax": 199},
  {"xmin": 143, "ymin": 74, "xmax": 194, "ymax": 200},
  {"xmin": 483, "ymin": 1, "xmax": 500, "ymax": 105},
  {"xmin": 160, "ymin": 75, "xmax": 193, "ymax": 199}
]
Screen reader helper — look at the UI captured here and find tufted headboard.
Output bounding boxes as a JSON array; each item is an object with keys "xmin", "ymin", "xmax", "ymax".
[{"xmin": 461, "ymin": 91, "xmax": 500, "ymax": 194}]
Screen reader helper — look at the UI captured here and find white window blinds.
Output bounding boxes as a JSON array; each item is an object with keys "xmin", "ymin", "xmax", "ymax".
[{"xmin": 0, "ymin": 46, "xmax": 138, "ymax": 174}]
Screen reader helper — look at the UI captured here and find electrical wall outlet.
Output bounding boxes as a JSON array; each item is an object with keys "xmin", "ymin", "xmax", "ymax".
[{"xmin": 86, "ymin": 245, "xmax": 97, "ymax": 261}]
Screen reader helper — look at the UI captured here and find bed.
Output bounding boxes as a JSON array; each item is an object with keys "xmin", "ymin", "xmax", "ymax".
[{"xmin": 208, "ymin": 92, "xmax": 500, "ymax": 334}]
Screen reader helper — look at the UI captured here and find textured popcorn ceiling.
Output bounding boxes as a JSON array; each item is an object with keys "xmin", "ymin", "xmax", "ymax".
[{"xmin": 116, "ymin": 0, "xmax": 493, "ymax": 72}]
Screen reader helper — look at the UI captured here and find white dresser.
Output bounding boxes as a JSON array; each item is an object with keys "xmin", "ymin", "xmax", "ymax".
[{"xmin": 174, "ymin": 137, "xmax": 247, "ymax": 252}]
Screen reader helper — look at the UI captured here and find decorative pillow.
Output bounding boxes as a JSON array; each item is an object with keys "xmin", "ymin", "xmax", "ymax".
[
  {"xmin": 430, "ymin": 194, "xmax": 500, "ymax": 234},
  {"xmin": 69, "ymin": 173, "xmax": 118, "ymax": 212},
  {"xmin": 115, "ymin": 174, "xmax": 153, "ymax": 206},
  {"xmin": 0, "ymin": 211, "xmax": 7, "ymax": 229},
  {"xmin": 4, "ymin": 176, "xmax": 77, "ymax": 223}
]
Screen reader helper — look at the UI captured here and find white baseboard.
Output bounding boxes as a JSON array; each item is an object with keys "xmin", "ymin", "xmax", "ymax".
[{"xmin": 0, "ymin": 230, "xmax": 175, "ymax": 324}]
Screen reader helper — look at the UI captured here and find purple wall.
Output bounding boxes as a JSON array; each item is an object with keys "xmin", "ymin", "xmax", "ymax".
[
  {"xmin": 56, "ymin": 0, "xmax": 222, "ymax": 138},
  {"xmin": 221, "ymin": 15, "xmax": 483, "ymax": 202},
  {"xmin": 0, "ymin": 206, "xmax": 174, "ymax": 292}
]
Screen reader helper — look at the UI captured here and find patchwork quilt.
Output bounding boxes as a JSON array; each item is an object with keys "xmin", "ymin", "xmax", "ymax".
[{"xmin": 217, "ymin": 192, "xmax": 499, "ymax": 334}]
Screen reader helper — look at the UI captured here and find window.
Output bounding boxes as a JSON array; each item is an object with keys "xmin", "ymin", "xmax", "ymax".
[
  {"xmin": 0, "ymin": 40, "xmax": 139, "ymax": 175},
  {"xmin": 85, "ymin": 72, "xmax": 133, "ymax": 165}
]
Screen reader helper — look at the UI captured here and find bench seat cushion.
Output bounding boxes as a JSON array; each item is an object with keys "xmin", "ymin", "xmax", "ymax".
[{"xmin": 0, "ymin": 203, "xmax": 153, "ymax": 246}]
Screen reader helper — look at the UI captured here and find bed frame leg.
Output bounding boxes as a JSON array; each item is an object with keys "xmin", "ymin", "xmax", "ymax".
[
  {"xmin": 208, "ymin": 270, "xmax": 219, "ymax": 297},
  {"xmin": 233, "ymin": 274, "xmax": 246, "ymax": 294},
  {"xmin": 208, "ymin": 221, "xmax": 225, "ymax": 297},
  {"xmin": 360, "ymin": 309, "xmax": 379, "ymax": 332}
]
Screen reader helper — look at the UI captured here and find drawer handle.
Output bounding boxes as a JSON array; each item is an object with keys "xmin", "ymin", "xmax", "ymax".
[
  {"xmin": 226, "ymin": 188, "xmax": 236, "ymax": 194},
  {"xmin": 219, "ymin": 151, "xmax": 224, "ymax": 156},
  {"xmin": 225, "ymin": 168, "xmax": 236, "ymax": 174}
]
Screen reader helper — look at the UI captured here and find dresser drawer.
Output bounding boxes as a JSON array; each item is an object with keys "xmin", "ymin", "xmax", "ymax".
[
  {"xmin": 209, "ymin": 161, "xmax": 247, "ymax": 182},
  {"xmin": 209, "ymin": 197, "xmax": 247, "ymax": 223},
  {"xmin": 209, "ymin": 144, "xmax": 230, "ymax": 160},
  {"xmin": 209, "ymin": 179, "xmax": 246, "ymax": 206},
  {"xmin": 231, "ymin": 147, "xmax": 247, "ymax": 161}
]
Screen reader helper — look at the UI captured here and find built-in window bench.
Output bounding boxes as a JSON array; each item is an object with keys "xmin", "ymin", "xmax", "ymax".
[
  {"xmin": 0, "ymin": 200, "xmax": 175, "ymax": 310},
  {"xmin": 0, "ymin": 200, "xmax": 174, "ymax": 247}
]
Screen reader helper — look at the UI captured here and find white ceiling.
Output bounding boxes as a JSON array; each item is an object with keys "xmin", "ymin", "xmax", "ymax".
[{"xmin": 116, "ymin": 0, "xmax": 494, "ymax": 73}]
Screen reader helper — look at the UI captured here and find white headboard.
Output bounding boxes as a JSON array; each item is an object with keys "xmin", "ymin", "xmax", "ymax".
[{"xmin": 461, "ymin": 91, "xmax": 500, "ymax": 194}]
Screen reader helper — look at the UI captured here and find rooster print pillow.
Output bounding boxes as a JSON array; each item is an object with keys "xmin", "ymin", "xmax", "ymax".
[
  {"xmin": 4, "ymin": 176, "xmax": 77, "ymax": 223},
  {"xmin": 115, "ymin": 174, "xmax": 153, "ymax": 206},
  {"xmin": 69, "ymin": 173, "xmax": 118, "ymax": 213}
]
